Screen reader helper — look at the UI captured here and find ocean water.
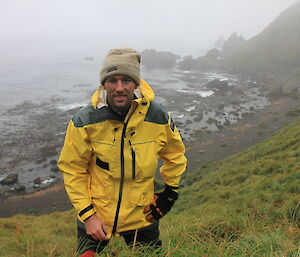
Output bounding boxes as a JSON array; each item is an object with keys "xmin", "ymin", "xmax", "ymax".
[
  {"xmin": 0, "ymin": 49, "xmax": 222, "ymax": 115},
  {"xmin": 0, "ymin": 48, "xmax": 271, "ymax": 136},
  {"xmin": 0, "ymin": 50, "xmax": 103, "ymax": 112},
  {"xmin": 0, "ymin": 49, "xmax": 270, "ymax": 194}
]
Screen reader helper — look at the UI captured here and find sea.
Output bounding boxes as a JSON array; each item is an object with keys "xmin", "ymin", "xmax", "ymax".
[{"xmin": 0, "ymin": 46, "xmax": 270, "ymax": 194}]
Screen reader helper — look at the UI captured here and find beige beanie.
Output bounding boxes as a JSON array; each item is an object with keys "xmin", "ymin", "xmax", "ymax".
[{"xmin": 100, "ymin": 47, "xmax": 141, "ymax": 86}]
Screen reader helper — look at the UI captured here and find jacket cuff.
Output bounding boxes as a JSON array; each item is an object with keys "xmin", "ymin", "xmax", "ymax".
[
  {"xmin": 78, "ymin": 204, "xmax": 96, "ymax": 221},
  {"xmin": 165, "ymin": 183, "xmax": 179, "ymax": 193}
]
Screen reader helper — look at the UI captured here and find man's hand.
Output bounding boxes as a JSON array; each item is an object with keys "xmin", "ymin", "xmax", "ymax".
[
  {"xmin": 144, "ymin": 185, "xmax": 178, "ymax": 222},
  {"xmin": 84, "ymin": 214, "xmax": 109, "ymax": 241}
]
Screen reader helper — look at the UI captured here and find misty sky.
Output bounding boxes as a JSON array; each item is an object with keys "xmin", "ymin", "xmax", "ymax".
[{"xmin": 0, "ymin": 0, "xmax": 297, "ymax": 56}]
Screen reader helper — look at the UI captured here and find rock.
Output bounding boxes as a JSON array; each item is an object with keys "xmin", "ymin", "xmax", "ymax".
[
  {"xmin": 207, "ymin": 117, "xmax": 217, "ymax": 125},
  {"xmin": 33, "ymin": 184, "xmax": 40, "ymax": 189},
  {"xmin": 8, "ymin": 185, "xmax": 26, "ymax": 193},
  {"xmin": 33, "ymin": 177, "xmax": 41, "ymax": 184},
  {"xmin": 42, "ymin": 163, "xmax": 49, "ymax": 168},
  {"xmin": 178, "ymin": 55, "xmax": 195, "ymax": 71},
  {"xmin": 193, "ymin": 116, "xmax": 203, "ymax": 122},
  {"xmin": 224, "ymin": 119, "xmax": 231, "ymax": 126},
  {"xmin": 217, "ymin": 124, "xmax": 224, "ymax": 130},
  {"xmin": 49, "ymin": 160, "xmax": 57, "ymax": 166},
  {"xmin": 0, "ymin": 174, "xmax": 18, "ymax": 185},
  {"xmin": 36, "ymin": 157, "xmax": 47, "ymax": 164},
  {"xmin": 141, "ymin": 49, "xmax": 180, "ymax": 69},
  {"xmin": 16, "ymin": 185, "xmax": 26, "ymax": 192},
  {"xmin": 222, "ymin": 32, "xmax": 246, "ymax": 57},
  {"xmin": 206, "ymin": 79, "xmax": 229, "ymax": 91},
  {"xmin": 41, "ymin": 150, "xmax": 57, "ymax": 157},
  {"xmin": 205, "ymin": 48, "xmax": 221, "ymax": 61},
  {"xmin": 50, "ymin": 166, "xmax": 59, "ymax": 172},
  {"xmin": 218, "ymin": 104, "xmax": 225, "ymax": 110}
]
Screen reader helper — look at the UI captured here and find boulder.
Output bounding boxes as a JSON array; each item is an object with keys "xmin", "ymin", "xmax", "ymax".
[
  {"xmin": 205, "ymin": 79, "xmax": 229, "ymax": 90},
  {"xmin": 0, "ymin": 174, "xmax": 18, "ymax": 185},
  {"xmin": 33, "ymin": 184, "xmax": 40, "ymax": 189},
  {"xmin": 33, "ymin": 177, "xmax": 41, "ymax": 184},
  {"xmin": 16, "ymin": 185, "xmax": 26, "ymax": 192},
  {"xmin": 49, "ymin": 160, "xmax": 57, "ymax": 166},
  {"xmin": 8, "ymin": 185, "xmax": 26, "ymax": 193},
  {"xmin": 178, "ymin": 55, "xmax": 195, "ymax": 71},
  {"xmin": 205, "ymin": 48, "xmax": 221, "ymax": 61},
  {"xmin": 141, "ymin": 49, "xmax": 180, "ymax": 69},
  {"xmin": 50, "ymin": 166, "xmax": 59, "ymax": 172}
]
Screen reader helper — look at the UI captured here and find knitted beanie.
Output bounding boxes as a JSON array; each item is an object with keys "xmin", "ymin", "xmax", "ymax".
[{"xmin": 100, "ymin": 48, "xmax": 141, "ymax": 86}]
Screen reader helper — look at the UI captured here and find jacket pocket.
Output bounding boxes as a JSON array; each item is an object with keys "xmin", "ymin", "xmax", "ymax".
[
  {"xmin": 130, "ymin": 140, "xmax": 158, "ymax": 179},
  {"xmin": 129, "ymin": 180, "xmax": 154, "ymax": 207},
  {"xmin": 90, "ymin": 163, "xmax": 113, "ymax": 207}
]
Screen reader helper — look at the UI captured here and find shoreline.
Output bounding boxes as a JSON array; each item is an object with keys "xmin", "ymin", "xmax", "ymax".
[
  {"xmin": 0, "ymin": 93, "xmax": 299, "ymax": 218},
  {"xmin": 0, "ymin": 71, "xmax": 268, "ymax": 197}
]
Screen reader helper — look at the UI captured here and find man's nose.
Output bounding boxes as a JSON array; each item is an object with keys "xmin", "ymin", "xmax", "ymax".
[{"xmin": 116, "ymin": 80, "xmax": 125, "ymax": 91}]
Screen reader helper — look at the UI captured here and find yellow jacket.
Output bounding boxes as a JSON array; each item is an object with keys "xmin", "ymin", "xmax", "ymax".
[{"xmin": 58, "ymin": 80, "xmax": 186, "ymax": 237}]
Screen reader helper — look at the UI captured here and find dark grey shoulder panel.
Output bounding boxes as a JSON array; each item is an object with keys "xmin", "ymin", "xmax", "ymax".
[
  {"xmin": 72, "ymin": 104, "xmax": 120, "ymax": 127},
  {"xmin": 144, "ymin": 101, "xmax": 169, "ymax": 125}
]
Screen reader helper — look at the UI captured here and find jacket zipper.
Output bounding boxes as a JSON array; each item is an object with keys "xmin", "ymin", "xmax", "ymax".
[
  {"xmin": 112, "ymin": 123, "xmax": 127, "ymax": 235},
  {"xmin": 129, "ymin": 140, "xmax": 136, "ymax": 179}
]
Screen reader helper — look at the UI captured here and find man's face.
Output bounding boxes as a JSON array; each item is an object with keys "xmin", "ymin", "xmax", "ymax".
[{"xmin": 104, "ymin": 75, "xmax": 137, "ymax": 113}]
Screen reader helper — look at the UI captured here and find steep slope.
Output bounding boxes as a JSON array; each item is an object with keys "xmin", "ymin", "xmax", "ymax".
[
  {"xmin": 226, "ymin": 0, "xmax": 300, "ymax": 75},
  {"xmin": 0, "ymin": 115, "xmax": 299, "ymax": 256}
]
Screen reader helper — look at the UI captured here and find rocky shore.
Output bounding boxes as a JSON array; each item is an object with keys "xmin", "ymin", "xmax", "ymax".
[{"xmin": 0, "ymin": 72, "xmax": 299, "ymax": 217}]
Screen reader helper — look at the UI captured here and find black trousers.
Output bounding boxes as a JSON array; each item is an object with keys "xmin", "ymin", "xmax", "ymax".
[{"xmin": 77, "ymin": 220, "xmax": 162, "ymax": 254}]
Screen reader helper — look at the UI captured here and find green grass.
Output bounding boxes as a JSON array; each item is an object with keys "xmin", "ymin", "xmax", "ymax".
[{"xmin": 1, "ymin": 117, "xmax": 300, "ymax": 256}]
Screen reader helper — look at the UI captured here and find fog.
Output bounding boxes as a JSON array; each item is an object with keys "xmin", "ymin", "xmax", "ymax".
[{"xmin": 0, "ymin": 0, "xmax": 297, "ymax": 56}]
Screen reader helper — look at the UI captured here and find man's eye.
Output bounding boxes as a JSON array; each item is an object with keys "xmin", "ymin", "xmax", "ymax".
[
  {"xmin": 107, "ymin": 79, "xmax": 117, "ymax": 83},
  {"xmin": 123, "ymin": 78, "xmax": 132, "ymax": 83}
]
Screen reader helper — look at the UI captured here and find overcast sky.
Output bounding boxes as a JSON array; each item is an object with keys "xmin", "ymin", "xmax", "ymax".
[{"xmin": 0, "ymin": 0, "xmax": 297, "ymax": 56}]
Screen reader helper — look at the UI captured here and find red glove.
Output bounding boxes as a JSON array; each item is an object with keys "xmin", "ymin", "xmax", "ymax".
[{"xmin": 80, "ymin": 250, "xmax": 95, "ymax": 257}]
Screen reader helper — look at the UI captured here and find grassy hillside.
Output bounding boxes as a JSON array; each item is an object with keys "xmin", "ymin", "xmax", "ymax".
[
  {"xmin": 225, "ymin": 0, "xmax": 300, "ymax": 75},
  {"xmin": 0, "ymin": 116, "xmax": 299, "ymax": 256}
]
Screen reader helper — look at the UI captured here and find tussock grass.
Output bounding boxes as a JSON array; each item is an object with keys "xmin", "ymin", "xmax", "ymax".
[{"xmin": 0, "ymin": 118, "xmax": 299, "ymax": 256}]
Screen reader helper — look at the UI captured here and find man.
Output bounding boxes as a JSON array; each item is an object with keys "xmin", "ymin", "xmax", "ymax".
[{"xmin": 58, "ymin": 48, "xmax": 187, "ymax": 256}]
